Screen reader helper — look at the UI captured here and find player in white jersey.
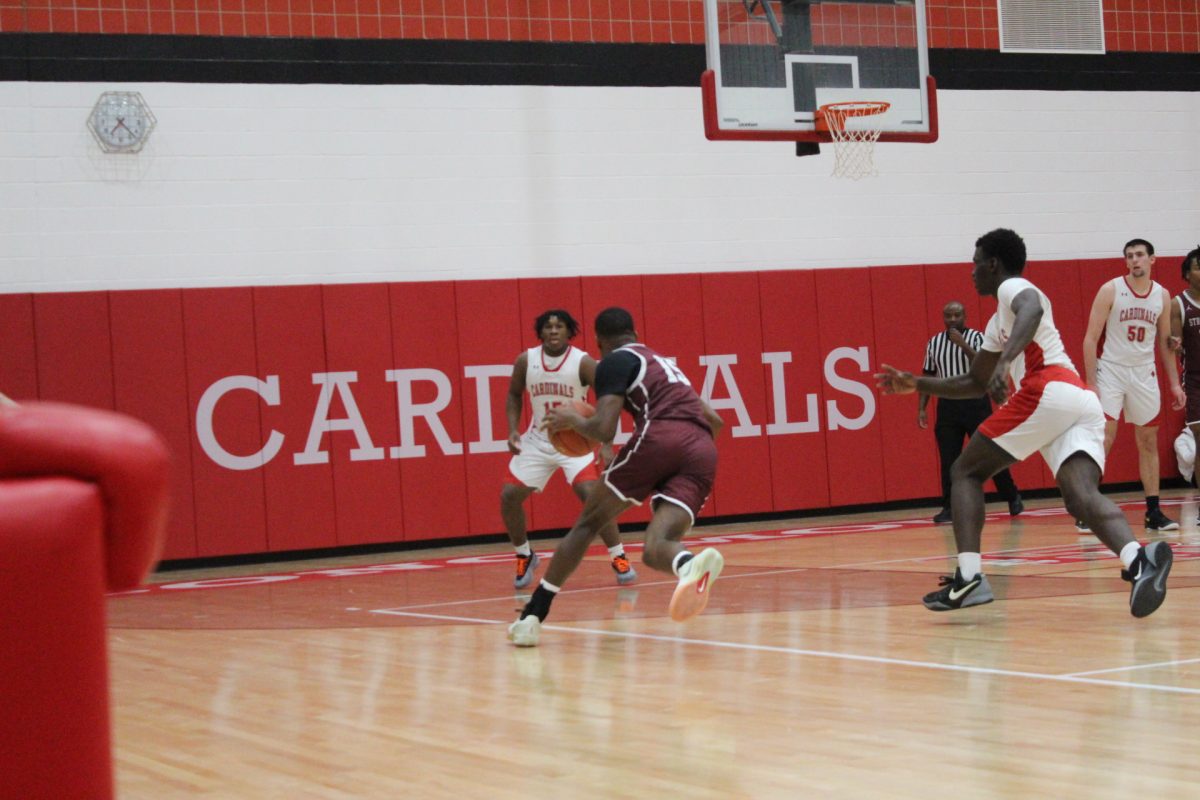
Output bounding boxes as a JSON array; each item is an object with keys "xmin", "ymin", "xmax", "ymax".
[
  {"xmin": 1081, "ymin": 238, "xmax": 1185, "ymax": 532},
  {"xmin": 501, "ymin": 309, "xmax": 636, "ymax": 589},
  {"xmin": 877, "ymin": 228, "xmax": 1172, "ymax": 618}
]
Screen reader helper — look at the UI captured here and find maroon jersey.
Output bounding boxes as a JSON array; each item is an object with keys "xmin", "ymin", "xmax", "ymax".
[
  {"xmin": 595, "ymin": 341, "xmax": 717, "ymax": 518},
  {"xmin": 1179, "ymin": 293, "xmax": 1200, "ymax": 379},
  {"xmin": 596, "ymin": 343, "xmax": 711, "ymax": 435}
]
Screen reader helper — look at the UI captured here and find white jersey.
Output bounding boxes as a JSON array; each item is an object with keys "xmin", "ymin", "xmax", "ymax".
[
  {"xmin": 981, "ymin": 277, "xmax": 1080, "ymax": 391},
  {"xmin": 1100, "ymin": 276, "xmax": 1164, "ymax": 367},
  {"xmin": 524, "ymin": 344, "xmax": 588, "ymax": 447}
]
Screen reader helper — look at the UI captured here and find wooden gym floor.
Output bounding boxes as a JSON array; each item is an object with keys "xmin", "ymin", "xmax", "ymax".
[{"xmin": 108, "ymin": 491, "xmax": 1200, "ymax": 799}]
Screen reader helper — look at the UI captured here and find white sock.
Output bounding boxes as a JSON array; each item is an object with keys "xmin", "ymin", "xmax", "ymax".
[
  {"xmin": 515, "ymin": 543, "xmax": 532, "ymax": 557},
  {"xmin": 672, "ymin": 550, "xmax": 693, "ymax": 577},
  {"xmin": 539, "ymin": 579, "xmax": 561, "ymax": 593},
  {"xmin": 1120, "ymin": 541, "xmax": 1141, "ymax": 569},
  {"xmin": 957, "ymin": 552, "xmax": 982, "ymax": 581},
  {"xmin": 607, "ymin": 545, "xmax": 625, "ymax": 558}
]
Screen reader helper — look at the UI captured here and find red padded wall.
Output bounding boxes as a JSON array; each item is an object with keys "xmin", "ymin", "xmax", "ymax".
[
  {"xmin": 182, "ymin": 288, "xmax": 268, "ymax": 556},
  {"xmin": 6, "ymin": 258, "xmax": 1179, "ymax": 561},
  {"xmin": 815, "ymin": 269, "xmax": 885, "ymax": 506},
  {"xmin": 389, "ymin": 281, "xmax": 471, "ymax": 542},
  {"xmin": 701, "ymin": 272, "xmax": 773, "ymax": 516},
  {"xmin": 0, "ymin": 294, "xmax": 37, "ymax": 401},
  {"xmin": 33, "ymin": 292, "xmax": 114, "ymax": 409},
  {"xmin": 109, "ymin": 289, "xmax": 197, "ymax": 560},
  {"xmin": 254, "ymin": 285, "xmax": 338, "ymax": 552},
  {"xmin": 758, "ymin": 270, "xmax": 830, "ymax": 511},
  {"xmin": 456, "ymin": 280, "xmax": 523, "ymax": 535},
  {"xmin": 321, "ymin": 284, "xmax": 405, "ymax": 545},
  {"xmin": 870, "ymin": 264, "xmax": 939, "ymax": 501}
]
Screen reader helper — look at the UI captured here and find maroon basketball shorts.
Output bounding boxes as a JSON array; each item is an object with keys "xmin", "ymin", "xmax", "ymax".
[
  {"xmin": 604, "ymin": 419, "xmax": 717, "ymax": 523},
  {"xmin": 1186, "ymin": 372, "xmax": 1200, "ymax": 425}
]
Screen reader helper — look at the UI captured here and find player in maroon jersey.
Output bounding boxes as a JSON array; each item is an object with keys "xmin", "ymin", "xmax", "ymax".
[
  {"xmin": 507, "ymin": 307, "xmax": 726, "ymax": 646},
  {"xmin": 1169, "ymin": 245, "xmax": 1200, "ymax": 508}
]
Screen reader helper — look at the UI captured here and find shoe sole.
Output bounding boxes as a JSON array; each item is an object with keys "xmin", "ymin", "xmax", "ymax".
[
  {"xmin": 669, "ymin": 548, "xmax": 724, "ymax": 622},
  {"xmin": 615, "ymin": 568, "xmax": 638, "ymax": 586},
  {"xmin": 1130, "ymin": 541, "xmax": 1173, "ymax": 618},
  {"xmin": 1145, "ymin": 522, "xmax": 1180, "ymax": 531},
  {"xmin": 507, "ymin": 617, "xmax": 540, "ymax": 647},
  {"xmin": 513, "ymin": 552, "xmax": 540, "ymax": 590}
]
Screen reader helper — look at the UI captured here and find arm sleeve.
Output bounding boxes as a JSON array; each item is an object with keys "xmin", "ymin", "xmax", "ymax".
[{"xmin": 594, "ymin": 350, "xmax": 641, "ymax": 398}]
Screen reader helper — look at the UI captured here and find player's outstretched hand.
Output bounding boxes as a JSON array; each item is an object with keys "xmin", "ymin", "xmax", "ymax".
[{"xmin": 875, "ymin": 365, "xmax": 916, "ymax": 395}]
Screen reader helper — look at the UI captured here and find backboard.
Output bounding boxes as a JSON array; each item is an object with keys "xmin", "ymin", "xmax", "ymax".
[{"xmin": 702, "ymin": 0, "xmax": 937, "ymax": 143}]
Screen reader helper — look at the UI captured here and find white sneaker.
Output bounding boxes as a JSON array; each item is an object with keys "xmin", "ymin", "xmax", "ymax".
[
  {"xmin": 668, "ymin": 548, "xmax": 724, "ymax": 622},
  {"xmin": 507, "ymin": 616, "xmax": 541, "ymax": 647}
]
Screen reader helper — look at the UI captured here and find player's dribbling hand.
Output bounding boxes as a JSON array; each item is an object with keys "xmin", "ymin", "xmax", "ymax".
[
  {"xmin": 875, "ymin": 365, "xmax": 916, "ymax": 395},
  {"xmin": 507, "ymin": 432, "xmax": 523, "ymax": 455},
  {"xmin": 541, "ymin": 406, "xmax": 581, "ymax": 434}
]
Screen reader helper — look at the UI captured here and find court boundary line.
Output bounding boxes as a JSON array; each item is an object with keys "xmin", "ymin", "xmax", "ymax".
[{"xmin": 371, "ymin": 608, "xmax": 1200, "ymax": 696}]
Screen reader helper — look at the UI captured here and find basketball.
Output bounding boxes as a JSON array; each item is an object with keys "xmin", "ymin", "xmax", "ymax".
[{"xmin": 549, "ymin": 400, "xmax": 596, "ymax": 457}]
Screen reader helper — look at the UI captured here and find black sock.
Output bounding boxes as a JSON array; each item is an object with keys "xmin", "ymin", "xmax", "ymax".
[
  {"xmin": 674, "ymin": 551, "xmax": 695, "ymax": 575},
  {"xmin": 521, "ymin": 584, "xmax": 557, "ymax": 622},
  {"xmin": 1147, "ymin": 496, "xmax": 1160, "ymax": 514}
]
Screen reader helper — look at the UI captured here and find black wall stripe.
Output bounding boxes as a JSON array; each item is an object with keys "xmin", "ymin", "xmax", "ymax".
[{"xmin": 1, "ymin": 33, "xmax": 1198, "ymax": 91}]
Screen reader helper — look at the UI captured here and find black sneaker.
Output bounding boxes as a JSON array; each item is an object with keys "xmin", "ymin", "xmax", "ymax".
[
  {"xmin": 1145, "ymin": 509, "xmax": 1180, "ymax": 531},
  {"xmin": 1008, "ymin": 495, "xmax": 1024, "ymax": 516},
  {"xmin": 1074, "ymin": 519, "xmax": 1090, "ymax": 533},
  {"xmin": 923, "ymin": 568, "xmax": 994, "ymax": 611},
  {"xmin": 932, "ymin": 508, "xmax": 953, "ymax": 525},
  {"xmin": 1123, "ymin": 541, "xmax": 1173, "ymax": 618}
]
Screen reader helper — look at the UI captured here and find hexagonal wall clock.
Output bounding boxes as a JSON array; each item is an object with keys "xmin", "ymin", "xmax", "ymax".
[{"xmin": 87, "ymin": 91, "xmax": 156, "ymax": 154}]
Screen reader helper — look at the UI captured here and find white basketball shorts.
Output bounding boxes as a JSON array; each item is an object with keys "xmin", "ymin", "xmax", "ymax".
[
  {"xmin": 1095, "ymin": 359, "xmax": 1161, "ymax": 427},
  {"xmin": 978, "ymin": 371, "xmax": 1106, "ymax": 476},
  {"xmin": 507, "ymin": 431, "xmax": 598, "ymax": 491}
]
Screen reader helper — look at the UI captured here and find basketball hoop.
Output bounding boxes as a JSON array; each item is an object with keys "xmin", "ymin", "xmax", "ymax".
[{"xmin": 815, "ymin": 101, "xmax": 891, "ymax": 180}]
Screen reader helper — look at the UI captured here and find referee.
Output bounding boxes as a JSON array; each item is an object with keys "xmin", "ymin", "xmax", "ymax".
[{"xmin": 919, "ymin": 300, "xmax": 1023, "ymax": 524}]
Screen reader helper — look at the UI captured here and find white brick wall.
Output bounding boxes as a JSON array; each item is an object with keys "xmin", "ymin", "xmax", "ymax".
[{"xmin": 1, "ymin": 81, "xmax": 1197, "ymax": 293}]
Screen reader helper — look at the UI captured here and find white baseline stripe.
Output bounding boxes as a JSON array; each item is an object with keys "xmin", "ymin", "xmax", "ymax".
[
  {"xmin": 371, "ymin": 608, "xmax": 1200, "ymax": 696},
  {"xmin": 1064, "ymin": 656, "xmax": 1200, "ymax": 677}
]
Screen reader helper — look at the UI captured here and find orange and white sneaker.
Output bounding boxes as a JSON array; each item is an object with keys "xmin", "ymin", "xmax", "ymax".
[
  {"xmin": 668, "ymin": 548, "xmax": 724, "ymax": 622},
  {"xmin": 514, "ymin": 551, "xmax": 540, "ymax": 590},
  {"xmin": 611, "ymin": 553, "xmax": 638, "ymax": 585}
]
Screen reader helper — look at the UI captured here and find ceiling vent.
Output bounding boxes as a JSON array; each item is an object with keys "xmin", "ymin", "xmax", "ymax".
[{"xmin": 998, "ymin": 0, "xmax": 1105, "ymax": 54}]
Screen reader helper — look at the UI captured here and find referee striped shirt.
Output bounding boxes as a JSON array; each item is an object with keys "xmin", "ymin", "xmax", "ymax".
[{"xmin": 923, "ymin": 327, "xmax": 983, "ymax": 379}]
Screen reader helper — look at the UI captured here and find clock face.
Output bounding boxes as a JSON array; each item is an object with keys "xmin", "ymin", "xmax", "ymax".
[{"xmin": 87, "ymin": 91, "xmax": 156, "ymax": 153}]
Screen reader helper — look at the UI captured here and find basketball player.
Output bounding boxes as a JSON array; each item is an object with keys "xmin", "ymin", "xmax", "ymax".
[
  {"xmin": 1079, "ymin": 238, "xmax": 1184, "ymax": 532},
  {"xmin": 1169, "ymin": 245, "xmax": 1200, "ymax": 516},
  {"xmin": 877, "ymin": 228, "xmax": 1173, "ymax": 617},
  {"xmin": 502, "ymin": 309, "xmax": 636, "ymax": 589},
  {"xmin": 508, "ymin": 307, "xmax": 726, "ymax": 646}
]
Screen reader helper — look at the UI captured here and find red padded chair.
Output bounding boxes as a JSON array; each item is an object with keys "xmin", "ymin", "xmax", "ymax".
[{"xmin": 0, "ymin": 402, "xmax": 169, "ymax": 800}]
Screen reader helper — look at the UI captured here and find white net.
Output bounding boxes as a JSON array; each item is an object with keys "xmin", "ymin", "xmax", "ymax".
[{"xmin": 819, "ymin": 102, "xmax": 889, "ymax": 180}]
